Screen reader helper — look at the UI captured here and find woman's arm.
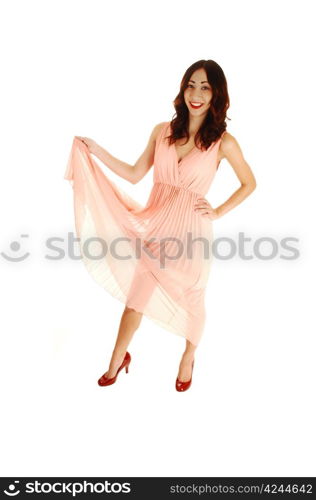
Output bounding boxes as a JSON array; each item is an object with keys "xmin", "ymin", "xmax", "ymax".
[
  {"xmin": 90, "ymin": 122, "xmax": 164, "ymax": 184},
  {"xmin": 215, "ymin": 133, "xmax": 257, "ymax": 218}
]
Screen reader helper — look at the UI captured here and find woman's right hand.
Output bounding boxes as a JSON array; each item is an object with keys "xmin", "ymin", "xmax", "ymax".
[{"xmin": 75, "ymin": 136, "xmax": 99, "ymax": 154}]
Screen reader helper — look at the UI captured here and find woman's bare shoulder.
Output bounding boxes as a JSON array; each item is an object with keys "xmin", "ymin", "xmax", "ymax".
[
  {"xmin": 218, "ymin": 132, "xmax": 238, "ymax": 161},
  {"xmin": 155, "ymin": 121, "xmax": 168, "ymax": 134},
  {"xmin": 149, "ymin": 121, "xmax": 168, "ymax": 144}
]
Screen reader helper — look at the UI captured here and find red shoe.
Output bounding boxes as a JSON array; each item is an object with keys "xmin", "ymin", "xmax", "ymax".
[
  {"xmin": 175, "ymin": 359, "xmax": 194, "ymax": 392},
  {"xmin": 98, "ymin": 352, "xmax": 131, "ymax": 386}
]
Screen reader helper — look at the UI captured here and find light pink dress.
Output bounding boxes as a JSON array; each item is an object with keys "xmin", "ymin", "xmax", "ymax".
[{"xmin": 64, "ymin": 121, "xmax": 226, "ymax": 346}]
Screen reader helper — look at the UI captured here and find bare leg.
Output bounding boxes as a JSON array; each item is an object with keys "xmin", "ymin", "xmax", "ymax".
[
  {"xmin": 177, "ymin": 339, "xmax": 197, "ymax": 382},
  {"xmin": 102, "ymin": 305, "xmax": 143, "ymax": 378}
]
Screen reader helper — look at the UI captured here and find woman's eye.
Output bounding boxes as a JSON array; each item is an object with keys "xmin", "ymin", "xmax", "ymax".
[{"xmin": 187, "ymin": 84, "xmax": 210, "ymax": 90}]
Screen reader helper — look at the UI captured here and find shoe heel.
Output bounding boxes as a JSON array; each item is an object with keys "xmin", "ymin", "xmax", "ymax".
[{"xmin": 98, "ymin": 351, "xmax": 131, "ymax": 387}]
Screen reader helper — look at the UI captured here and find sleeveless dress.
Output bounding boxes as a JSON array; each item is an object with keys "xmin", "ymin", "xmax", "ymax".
[{"xmin": 64, "ymin": 121, "xmax": 226, "ymax": 346}]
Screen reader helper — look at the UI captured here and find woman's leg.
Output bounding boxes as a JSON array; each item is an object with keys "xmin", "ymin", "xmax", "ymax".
[
  {"xmin": 177, "ymin": 339, "xmax": 196, "ymax": 382},
  {"xmin": 101, "ymin": 259, "xmax": 158, "ymax": 379},
  {"xmin": 102, "ymin": 305, "xmax": 143, "ymax": 378}
]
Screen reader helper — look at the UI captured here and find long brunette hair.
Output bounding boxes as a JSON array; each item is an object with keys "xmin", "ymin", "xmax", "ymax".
[{"xmin": 166, "ymin": 59, "xmax": 230, "ymax": 151}]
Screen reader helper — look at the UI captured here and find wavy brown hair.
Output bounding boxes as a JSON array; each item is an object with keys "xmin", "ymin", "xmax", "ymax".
[{"xmin": 165, "ymin": 59, "xmax": 230, "ymax": 151}]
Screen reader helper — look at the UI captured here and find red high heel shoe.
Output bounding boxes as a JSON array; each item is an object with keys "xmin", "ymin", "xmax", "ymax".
[
  {"xmin": 98, "ymin": 352, "xmax": 131, "ymax": 386},
  {"xmin": 175, "ymin": 359, "xmax": 194, "ymax": 392}
]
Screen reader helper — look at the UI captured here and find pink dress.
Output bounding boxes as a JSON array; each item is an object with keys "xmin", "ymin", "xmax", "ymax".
[{"xmin": 64, "ymin": 121, "xmax": 226, "ymax": 346}]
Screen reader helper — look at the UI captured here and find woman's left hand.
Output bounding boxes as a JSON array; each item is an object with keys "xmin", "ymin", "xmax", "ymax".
[{"xmin": 194, "ymin": 197, "xmax": 219, "ymax": 220}]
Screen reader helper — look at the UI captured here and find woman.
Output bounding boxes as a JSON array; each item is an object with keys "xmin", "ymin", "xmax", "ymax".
[{"xmin": 65, "ymin": 59, "xmax": 256, "ymax": 391}]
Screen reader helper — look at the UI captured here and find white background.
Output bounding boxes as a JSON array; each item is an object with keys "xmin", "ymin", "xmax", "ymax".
[{"xmin": 0, "ymin": 0, "xmax": 315, "ymax": 477}]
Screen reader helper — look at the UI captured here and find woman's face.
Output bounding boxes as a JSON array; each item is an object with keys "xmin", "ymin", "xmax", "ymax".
[{"xmin": 183, "ymin": 68, "xmax": 213, "ymax": 117}]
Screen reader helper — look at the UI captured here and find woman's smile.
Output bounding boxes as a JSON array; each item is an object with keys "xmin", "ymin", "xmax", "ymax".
[{"xmin": 189, "ymin": 101, "xmax": 204, "ymax": 109}]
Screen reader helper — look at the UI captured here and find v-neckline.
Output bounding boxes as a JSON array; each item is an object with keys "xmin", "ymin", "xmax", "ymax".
[
  {"xmin": 173, "ymin": 142, "xmax": 198, "ymax": 165},
  {"xmin": 168, "ymin": 123, "xmax": 198, "ymax": 166}
]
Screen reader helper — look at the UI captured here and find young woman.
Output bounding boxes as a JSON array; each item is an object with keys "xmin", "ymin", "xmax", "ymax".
[{"xmin": 65, "ymin": 59, "xmax": 256, "ymax": 391}]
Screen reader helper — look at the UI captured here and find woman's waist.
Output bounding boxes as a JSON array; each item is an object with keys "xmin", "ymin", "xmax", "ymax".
[{"xmin": 152, "ymin": 181, "xmax": 204, "ymax": 197}]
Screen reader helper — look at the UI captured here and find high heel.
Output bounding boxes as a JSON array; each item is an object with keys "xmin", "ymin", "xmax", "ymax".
[
  {"xmin": 98, "ymin": 351, "xmax": 131, "ymax": 386},
  {"xmin": 175, "ymin": 359, "xmax": 194, "ymax": 392}
]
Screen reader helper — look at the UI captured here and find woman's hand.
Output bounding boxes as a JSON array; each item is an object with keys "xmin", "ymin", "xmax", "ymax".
[
  {"xmin": 194, "ymin": 197, "xmax": 220, "ymax": 220},
  {"xmin": 75, "ymin": 136, "xmax": 99, "ymax": 155}
]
